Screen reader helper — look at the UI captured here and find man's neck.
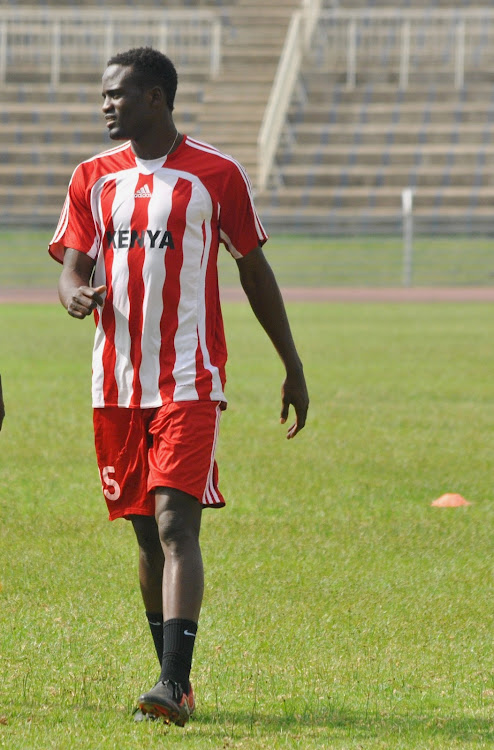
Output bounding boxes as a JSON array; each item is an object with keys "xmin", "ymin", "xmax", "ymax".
[{"xmin": 131, "ymin": 129, "xmax": 180, "ymax": 161}]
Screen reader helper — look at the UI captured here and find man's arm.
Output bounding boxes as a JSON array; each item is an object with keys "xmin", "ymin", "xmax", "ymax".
[
  {"xmin": 0, "ymin": 374, "xmax": 5, "ymax": 431},
  {"xmin": 236, "ymin": 246, "xmax": 309, "ymax": 439},
  {"xmin": 58, "ymin": 248, "xmax": 106, "ymax": 319}
]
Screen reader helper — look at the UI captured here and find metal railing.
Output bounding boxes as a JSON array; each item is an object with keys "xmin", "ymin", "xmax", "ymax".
[
  {"xmin": 0, "ymin": 7, "xmax": 222, "ymax": 86},
  {"xmin": 258, "ymin": 12, "xmax": 303, "ymax": 193},
  {"xmin": 258, "ymin": 0, "xmax": 321, "ymax": 192},
  {"xmin": 313, "ymin": 9, "xmax": 494, "ymax": 90},
  {"xmin": 258, "ymin": 7, "xmax": 494, "ymax": 192}
]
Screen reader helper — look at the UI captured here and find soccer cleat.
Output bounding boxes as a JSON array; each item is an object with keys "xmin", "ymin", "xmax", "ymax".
[{"xmin": 138, "ymin": 680, "xmax": 195, "ymax": 727}]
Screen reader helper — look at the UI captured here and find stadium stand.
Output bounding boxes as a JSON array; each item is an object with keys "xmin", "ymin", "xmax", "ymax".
[
  {"xmin": 2, "ymin": 0, "xmax": 494, "ymax": 234},
  {"xmin": 0, "ymin": 0, "xmax": 297, "ymax": 224},
  {"xmin": 256, "ymin": 1, "xmax": 494, "ymax": 233}
]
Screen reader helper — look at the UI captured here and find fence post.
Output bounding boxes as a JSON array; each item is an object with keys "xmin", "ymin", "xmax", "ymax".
[
  {"xmin": 455, "ymin": 19, "xmax": 465, "ymax": 89},
  {"xmin": 158, "ymin": 22, "xmax": 167, "ymax": 54},
  {"xmin": 399, "ymin": 20, "xmax": 410, "ymax": 90},
  {"xmin": 346, "ymin": 19, "xmax": 356, "ymax": 90},
  {"xmin": 51, "ymin": 20, "xmax": 61, "ymax": 86},
  {"xmin": 210, "ymin": 18, "xmax": 221, "ymax": 78},
  {"xmin": 0, "ymin": 21, "xmax": 7, "ymax": 84},
  {"xmin": 402, "ymin": 188, "xmax": 414, "ymax": 287},
  {"xmin": 104, "ymin": 22, "xmax": 114, "ymax": 65}
]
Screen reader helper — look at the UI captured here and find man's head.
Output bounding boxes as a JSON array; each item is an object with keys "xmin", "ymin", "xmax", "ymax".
[
  {"xmin": 106, "ymin": 47, "xmax": 178, "ymax": 111},
  {"xmin": 102, "ymin": 47, "xmax": 178, "ymax": 143}
]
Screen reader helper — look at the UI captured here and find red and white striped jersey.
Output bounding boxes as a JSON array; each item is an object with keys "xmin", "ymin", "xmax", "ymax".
[{"xmin": 49, "ymin": 136, "xmax": 268, "ymax": 408}]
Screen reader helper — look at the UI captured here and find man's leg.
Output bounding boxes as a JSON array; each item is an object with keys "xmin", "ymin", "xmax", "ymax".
[
  {"xmin": 138, "ymin": 488, "xmax": 202, "ymax": 725},
  {"xmin": 157, "ymin": 487, "xmax": 203, "ymax": 689},
  {"xmin": 130, "ymin": 515, "xmax": 165, "ymax": 663},
  {"xmin": 156, "ymin": 488, "xmax": 203, "ymax": 622}
]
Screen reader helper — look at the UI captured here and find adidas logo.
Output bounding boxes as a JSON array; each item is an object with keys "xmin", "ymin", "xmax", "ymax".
[{"xmin": 134, "ymin": 185, "xmax": 152, "ymax": 199}]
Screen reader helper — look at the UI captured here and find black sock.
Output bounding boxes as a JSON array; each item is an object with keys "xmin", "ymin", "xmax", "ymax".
[
  {"xmin": 160, "ymin": 618, "xmax": 198, "ymax": 692},
  {"xmin": 145, "ymin": 611, "xmax": 164, "ymax": 665}
]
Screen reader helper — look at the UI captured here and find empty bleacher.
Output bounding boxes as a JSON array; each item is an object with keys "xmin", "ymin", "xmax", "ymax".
[
  {"xmin": 0, "ymin": 0, "xmax": 296, "ymax": 225},
  {"xmin": 256, "ymin": 2, "xmax": 494, "ymax": 233},
  {"xmin": 3, "ymin": 1, "xmax": 494, "ymax": 234}
]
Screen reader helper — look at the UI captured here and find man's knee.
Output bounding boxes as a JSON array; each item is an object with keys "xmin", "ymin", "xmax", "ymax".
[
  {"xmin": 130, "ymin": 514, "xmax": 161, "ymax": 555},
  {"xmin": 155, "ymin": 488, "xmax": 201, "ymax": 553}
]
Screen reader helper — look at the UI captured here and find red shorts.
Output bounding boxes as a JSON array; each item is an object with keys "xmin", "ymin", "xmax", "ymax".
[{"xmin": 93, "ymin": 401, "xmax": 225, "ymax": 520}]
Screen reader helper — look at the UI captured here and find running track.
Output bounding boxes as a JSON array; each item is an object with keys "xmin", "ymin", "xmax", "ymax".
[{"xmin": 2, "ymin": 287, "xmax": 494, "ymax": 304}]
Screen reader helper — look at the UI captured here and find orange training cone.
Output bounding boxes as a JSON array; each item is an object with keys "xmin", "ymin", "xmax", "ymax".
[{"xmin": 431, "ymin": 493, "xmax": 471, "ymax": 507}]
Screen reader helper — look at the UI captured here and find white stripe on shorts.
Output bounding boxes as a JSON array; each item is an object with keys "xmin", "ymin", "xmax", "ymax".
[{"xmin": 202, "ymin": 403, "xmax": 222, "ymax": 506}]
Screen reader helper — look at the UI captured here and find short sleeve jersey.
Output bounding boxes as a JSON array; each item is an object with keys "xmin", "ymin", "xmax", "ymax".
[{"xmin": 49, "ymin": 136, "xmax": 268, "ymax": 409}]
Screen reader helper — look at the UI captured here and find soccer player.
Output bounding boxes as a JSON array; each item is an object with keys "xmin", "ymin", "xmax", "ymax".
[
  {"xmin": 49, "ymin": 47, "xmax": 308, "ymax": 727},
  {"xmin": 0, "ymin": 375, "xmax": 4, "ymax": 430}
]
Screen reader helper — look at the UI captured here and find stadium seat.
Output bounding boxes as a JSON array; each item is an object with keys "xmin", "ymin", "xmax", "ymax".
[
  {"xmin": 0, "ymin": 1, "xmax": 297, "ymax": 226},
  {"xmin": 254, "ymin": 1, "xmax": 494, "ymax": 233}
]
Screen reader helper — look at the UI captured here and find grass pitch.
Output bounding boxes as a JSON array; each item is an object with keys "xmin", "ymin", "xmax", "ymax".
[
  {"xmin": 2, "ymin": 229, "xmax": 494, "ymax": 288},
  {"xmin": 0, "ymin": 300, "xmax": 493, "ymax": 749}
]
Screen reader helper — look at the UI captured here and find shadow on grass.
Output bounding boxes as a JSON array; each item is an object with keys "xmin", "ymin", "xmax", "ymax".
[
  {"xmin": 3, "ymin": 700, "xmax": 492, "ymax": 745},
  {"xmin": 195, "ymin": 707, "xmax": 494, "ymax": 743}
]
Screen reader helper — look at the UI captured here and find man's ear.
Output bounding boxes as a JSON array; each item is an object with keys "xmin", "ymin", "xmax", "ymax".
[{"xmin": 149, "ymin": 85, "xmax": 165, "ymax": 109}]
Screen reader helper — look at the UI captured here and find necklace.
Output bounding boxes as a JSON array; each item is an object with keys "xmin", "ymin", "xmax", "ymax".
[{"xmin": 165, "ymin": 130, "xmax": 179, "ymax": 157}]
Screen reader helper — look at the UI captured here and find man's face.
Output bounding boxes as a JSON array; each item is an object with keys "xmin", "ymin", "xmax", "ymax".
[{"xmin": 101, "ymin": 64, "xmax": 154, "ymax": 141}]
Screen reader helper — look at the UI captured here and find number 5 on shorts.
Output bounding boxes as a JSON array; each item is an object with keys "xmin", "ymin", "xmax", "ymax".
[{"xmin": 100, "ymin": 465, "xmax": 121, "ymax": 501}]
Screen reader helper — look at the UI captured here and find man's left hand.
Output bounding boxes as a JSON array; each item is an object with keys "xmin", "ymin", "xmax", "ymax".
[
  {"xmin": 0, "ymin": 376, "xmax": 5, "ymax": 431},
  {"xmin": 280, "ymin": 370, "xmax": 309, "ymax": 439}
]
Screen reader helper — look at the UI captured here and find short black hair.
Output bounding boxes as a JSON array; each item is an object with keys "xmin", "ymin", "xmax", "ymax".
[{"xmin": 107, "ymin": 47, "xmax": 178, "ymax": 111}]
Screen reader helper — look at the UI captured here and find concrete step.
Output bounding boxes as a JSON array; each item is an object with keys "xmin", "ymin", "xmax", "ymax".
[
  {"xmin": 279, "ymin": 166, "xmax": 494, "ymax": 189},
  {"xmin": 203, "ymin": 87, "xmax": 271, "ymax": 104},
  {"xmin": 0, "ymin": 144, "xmax": 112, "ymax": 165},
  {"xmin": 291, "ymin": 121, "xmax": 494, "ymax": 144},
  {"xmin": 223, "ymin": 27, "xmax": 287, "ymax": 45},
  {"xmin": 0, "ymin": 157, "xmax": 259, "ymax": 186},
  {"xmin": 0, "ymin": 124, "xmax": 109, "ymax": 145},
  {"xmin": 290, "ymin": 102, "xmax": 494, "ymax": 123},
  {"xmin": 5, "ymin": 65, "xmax": 212, "ymax": 86},
  {"xmin": 234, "ymin": 0, "xmax": 296, "ymax": 7},
  {"xmin": 0, "ymin": 142, "xmax": 256, "ymax": 170},
  {"xmin": 281, "ymin": 141, "xmax": 494, "ymax": 159},
  {"xmin": 276, "ymin": 143, "xmax": 494, "ymax": 165},
  {"xmin": 200, "ymin": 107, "xmax": 265, "ymax": 123},
  {"xmin": 329, "ymin": 1, "xmax": 492, "ymax": 6},
  {"xmin": 290, "ymin": 120, "xmax": 494, "ymax": 138},
  {"xmin": 197, "ymin": 122, "xmax": 259, "ymax": 139},
  {"xmin": 298, "ymin": 80, "xmax": 494, "ymax": 104},
  {"xmin": 325, "ymin": 72, "xmax": 494, "ymax": 88},
  {"xmin": 255, "ymin": 203, "xmax": 494, "ymax": 221},
  {"xmin": 306, "ymin": 60, "xmax": 494, "ymax": 75},
  {"xmin": 226, "ymin": 5, "xmax": 296, "ymax": 21},
  {"xmin": 12, "ymin": 1, "xmax": 234, "ymax": 5},
  {"xmin": 0, "ymin": 81, "xmax": 204, "ymax": 104},
  {"xmin": 0, "ymin": 164, "xmax": 76, "ymax": 187},
  {"xmin": 0, "ymin": 103, "xmax": 202, "ymax": 129},
  {"xmin": 261, "ymin": 185, "xmax": 494, "ymax": 210},
  {"xmin": 221, "ymin": 49, "xmax": 282, "ymax": 67},
  {"xmin": 0, "ymin": 185, "xmax": 66, "ymax": 214}
]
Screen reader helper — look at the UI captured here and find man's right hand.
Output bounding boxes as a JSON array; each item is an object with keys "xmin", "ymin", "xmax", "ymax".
[
  {"xmin": 67, "ymin": 285, "xmax": 106, "ymax": 319},
  {"xmin": 58, "ymin": 248, "xmax": 103, "ymax": 318}
]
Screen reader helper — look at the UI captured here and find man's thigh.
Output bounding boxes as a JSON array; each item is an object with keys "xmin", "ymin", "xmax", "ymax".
[
  {"xmin": 148, "ymin": 401, "xmax": 225, "ymax": 508},
  {"xmin": 93, "ymin": 407, "xmax": 156, "ymax": 520}
]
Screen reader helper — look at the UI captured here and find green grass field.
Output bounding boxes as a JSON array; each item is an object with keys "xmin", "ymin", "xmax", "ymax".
[
  {"xmin": 2, "ymin": 229, "xmax": 494, "ymax": 288},
  {"xmin": 0, "ymin": 295, "xmax": 493, "ymax": 748}
]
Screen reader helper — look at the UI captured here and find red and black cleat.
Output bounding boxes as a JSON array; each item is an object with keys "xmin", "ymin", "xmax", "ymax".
[{"xmin": 138, "ymin": 680, "xmax": 195, "ymax": 727}]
